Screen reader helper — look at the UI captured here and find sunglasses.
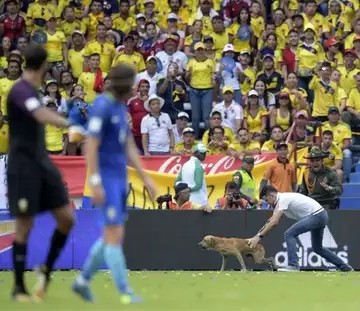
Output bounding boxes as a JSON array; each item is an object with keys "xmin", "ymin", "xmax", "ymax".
[
  {"xmin": 155, "ymin": 117, "xmax": 160, "ymax": 128},
  {"xmin": 224, "ymin": 111, "xmax": 228, "ymax": 119}
]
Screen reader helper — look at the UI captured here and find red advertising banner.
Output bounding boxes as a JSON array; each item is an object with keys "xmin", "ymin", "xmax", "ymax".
[{"xmin": 51, "ymin": 154, "xmax": 277, "ymax": 197}]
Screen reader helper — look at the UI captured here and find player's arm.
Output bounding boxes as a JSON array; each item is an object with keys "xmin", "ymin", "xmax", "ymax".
[
  {"xmin": 24, "ymin": 97, "xmax": 70, "ymax": 128},
  {"xmin": 247, "ymin": 210, "xmax": 284, "ymax": 248}
]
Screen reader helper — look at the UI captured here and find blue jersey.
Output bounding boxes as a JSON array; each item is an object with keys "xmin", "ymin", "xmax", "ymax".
[{"xmin": 87, "ymin": 93, "xmax": 130, "ymax": 225}]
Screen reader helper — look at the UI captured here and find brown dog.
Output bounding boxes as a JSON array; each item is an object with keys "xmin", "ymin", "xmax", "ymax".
[{"xmin": 198, "ymin": 235, "xmax": 276, "ymax": 272}]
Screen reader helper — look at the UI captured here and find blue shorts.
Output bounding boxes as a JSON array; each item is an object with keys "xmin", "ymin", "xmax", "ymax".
[{"xmin": 97, "ymin": 176, "xmax": 128, "ymax": 226}]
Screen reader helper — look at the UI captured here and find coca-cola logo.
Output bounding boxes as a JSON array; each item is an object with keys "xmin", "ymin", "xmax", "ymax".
[{"xmin": 156, "ymin": 155, "xmax": 275, "ymax": 175}]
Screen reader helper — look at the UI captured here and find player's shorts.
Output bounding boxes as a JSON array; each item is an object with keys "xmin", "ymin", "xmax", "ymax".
[
  {"xmin": 7, "ymin": 155, "xmax": 69, "ymax": 217},
  {"xmin": 98, "ymin": 176, "xmax": 128, "ymax": 226}
]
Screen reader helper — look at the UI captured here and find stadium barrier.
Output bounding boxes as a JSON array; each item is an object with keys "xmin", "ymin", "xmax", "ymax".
[{"xmin": 1, "ymin": 210, "xmax": 359, "ymax": 271}]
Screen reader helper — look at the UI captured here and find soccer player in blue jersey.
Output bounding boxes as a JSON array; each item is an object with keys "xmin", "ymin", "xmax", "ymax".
[{"xmin": 72, "ymin": 64, "xmax": 157, "ymax": 304}]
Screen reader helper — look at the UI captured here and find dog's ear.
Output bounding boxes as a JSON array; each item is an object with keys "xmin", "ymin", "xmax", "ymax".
[{"xmin": 210, "ymin": 236, "xmax": 217, "ymax": 247}]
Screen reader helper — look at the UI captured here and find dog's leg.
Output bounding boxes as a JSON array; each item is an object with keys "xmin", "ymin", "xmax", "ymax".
[
  {"xmin": 253, "ymin": 248, "xmax": 277, "ymax": 271},
  {"xmin": 220, "ymin": 254, "xmax": 228, "ymax": 271},
  {"xmin": 235, "ymin": 253, "xmax": 247, "ymax": 272}
]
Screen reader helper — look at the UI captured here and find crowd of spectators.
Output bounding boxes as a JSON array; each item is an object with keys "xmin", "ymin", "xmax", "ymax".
[{"xmin": 0, "ymin": 0, "xmax": 360, "ymax": 184}]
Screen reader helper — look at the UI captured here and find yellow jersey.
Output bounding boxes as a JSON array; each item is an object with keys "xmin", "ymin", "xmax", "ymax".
[
  {"xmin": 174, "ymin": 142, "xmax": 196, "ymax": 153},
  {"xmin": 58, "ymin": 20, "xmax": 86, "ymax": 38},
  {"xmin": 84, "ymin": 40, "xmax": 115, "ymax": 73},
  {"xmin": 250, "ymin": 16, "xmax": 265, "ymax": 39},
  {"xmin": 0, "ymin": 123, "xmax": 9, "ymax": 154},
  {"xmin": 188, "ymin": 14, "xmax": 213, "ymax": 36},
  {"xmin": 207, "ymin": 141, "xmax": 230, "ymax": 155},
  {"xmin": 346, "ymin": 87, "xmax": 360, "ymax": 111},
  {"xmin": 241, "ymin": 67, "xmax": 256, "ymax": 96},
  {"xmin": 0, "ymin": 77, "xmax": 20, "ymax": 116},
  {"xmin": 323, "ymin": 14, "xmax": 351, "ymax": 39},
  {"xmin": 296, "ymin": 42, "xmax": 324, "ymax": 73},
  {"xmin": 229, "ymin": 140, "xmax": 261, "ymax": 152},
  {"xmin": 160, "ymin": 7, "xmax": 189, "ymax": 29},
  {"xmin": 275, "ymin": 22, "xmax": 290, "ymax": 49},
  {"xmin": 315, "ymin": 121, "xmax": 351, "ymax": 149},
  {"xmin": 26, "ymin": 2, "xmax": 56, "ymax": 32},
  {"xmin": 302, "ymin": 12, "xmax": 325, "ymax": 37},
  {"xmin": 309, "ymin": 77, "xmax": 338, "ymax": 117},
  {"xmin": 275, "ymin": 109, "xmax": 290, "ymax": 130},
  {"xmin": 45, "ymin": 125, "xmax": 66, "ymax": 152},
  {"xmin": 210, "ymin": 31, "xmax": 229, "ymax": 61},
  {"xmin": 111, "ymin": 51, "xmax": 146, "ymax": 74},
  {"xmin": 186, "ymin": 58, "xmax": 215, "ymax": 89},
  {"xmin": 323, "ymin": 143, "xmax": 343, "ymax": 167},
  {"xmin": 56, "ymin": 0, "xmax": 91, "ymax": 17},
  {"xmin": 45, "ymin": 30, "xmax": 66, "ymax": 63},
  {"xmin": 68, "ymin": 48, "xmax": 85, "ymax": 79},
  {"xmin": 83, "ymin": 12, "xmax": 104, "ymax": 41},
  {"xmin": 338, "ymin": 66, "xmax": 360, "ymax": 95},
  {"xmin": 228, "ymin": 23, "xmax": 251, "ymax": 53},
  {"xmin": 112, "ymin": 15, "xmax": 136, "ymax": 35},
  {"xmin": 261, "ymin": 139, "xmax": 291, "ymax": 152},
  {"xmin": 78, "ymin": 71, "xmax": 107, "ymax": 103},
  {"xmin": 345, "ymin": 33, "xmax": 360, "ymax": 50},
  {"xmin": 244, "ymin": 107, "xmax": 267, "ymax": 133},
  {"xmin": 281, "ymin": 87, "xmax": 308, "ymax": 110},
  {"xmin": 202, "ymin": 127, "xmax": 235, "ymax": 145}
]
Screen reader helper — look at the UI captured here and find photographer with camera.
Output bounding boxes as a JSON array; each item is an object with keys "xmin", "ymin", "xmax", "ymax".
[
  {"xmin": 156, "ymin": 183, "xmax": 212, "ymax": 212},
  {"xmin": 214, "ymin": 182, "xmax": 251, "ymax": 209}
]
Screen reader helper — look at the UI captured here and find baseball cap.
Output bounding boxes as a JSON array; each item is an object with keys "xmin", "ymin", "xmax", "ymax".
[
  {"xmin": 248, "ymin": 90, "xmax": 259, "ymax": 97},
  {"xmin": 203, "ymin": 35, "xmax": 214, "ymax": 42},
  {"xmin": 45, "ymin": 79, "xmax": 58, "ymax": 86},
  {"xmin": 183, "ymin": 127, "xmax": 195, "ymax": 135},
  {"xmin": 194, "ymin": 143, "xmax": 207, "ymax": 153},
  {"xmin": 194, "ymin": 42, "xmax": 205, "ymax": 50},
  {"xmin": 243, "ymin": 156, "xmax": 255, "ymax": 165},
  {"xmin": 296, "ymin": 110, "xmax": 308, "ymax": 119},
  {"xmin": 353, "ymin": 35, "xmax": 360, "ymax": 42},
  {"xmin": 263, "ymin": 54, "xmax": 275, "ymax": 60},
  {"xmin": 328, "ymin": 106, "xmax": 340, "ymax": 114},
  {"xmin": 136, "ymin": 13, "xmax": 146, "ymax": 19},
  {"xmin": 344, "ymin": 49, "xmax": 357, "ymax": 57},
  {"xmin": 167, "ymin": 13, "xmax": 178, "ymax": 20},
  {"xmin": 275, "ymin": 141, "xmax": 288, "ymax": 150},
  {"xmin": 164, "ymin": 34, "xmax": 179, "ymax": 43},
  {"xmin": 211, "ymin": 109, "xmax": 222, "ymax": 117},
  {"xmin": 144, "ymin": 0, "xmax": 154, "ymax": 4},
  {"xmin": 222, "ymin": 86, "xmax": 234, "ymax": 94},
  {"xmin": 325, "ymin": 38, "xmax": 338, "ymax": 49},
  {"xmin": 177, "ymin": 112, "xmax": 189, "ymax": 119},
  {"xmin": 279, "ymin": 92, "xmax": 290, "ymax": 98},
  {"xmin": 72, "ymin": 30, "xmax": 84, "ymax": 37},
  {"xmin": 174, "ymin": 183, "xmax": 190, "ymax": 195},
  {"xmin": 223, "ymin": 44, "xmax": 234, "ymax": 52},
  {"xmin": 240, "ymin": 50, "xmax": 251, "ymax": 55},
  {"xmin": 146, "ymin": 55, "xmax": 157, "ymax": 62},
  {"xmin": 304, "ymin": 23, "xmax": 316, "ymax": 32}
]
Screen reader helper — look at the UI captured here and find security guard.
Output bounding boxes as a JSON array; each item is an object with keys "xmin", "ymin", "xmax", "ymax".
[
  {"xmin": 299, "ymin": 147, "xmax": 343, "ymax": 209},
  {"xmin": 232, "ymin": 156, "xmax": 258, "ymax": 205}
]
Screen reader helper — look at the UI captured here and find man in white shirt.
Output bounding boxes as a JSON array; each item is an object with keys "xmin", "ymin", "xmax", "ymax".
[
  {"xmin": 172, "ymin": 112, "xmax": 189, "ymax": 144},
  {"xmin": 141, "ymin": 94, "xmax": 175, "ymax": 155},
  {"xmin": 213, "ymin": 86, "xmax": 243, "ymax": 134},
  {"xmin": 135, "ymin": 56, "xmax": 164, "ymax": 95},
  {"xmin": 175, "ymin": 143, "xmax": 208, "ymax": 205},
  {"xmin": 155, "ymin": 34, "xmax": 188, "ymax": 76},
  {"xmin": 247, "ymin": 185, "xmax": 353, "ymax": 272}
]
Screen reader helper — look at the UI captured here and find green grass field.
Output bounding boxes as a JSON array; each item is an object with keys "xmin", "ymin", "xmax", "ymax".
[{"xmin": 0, "ymin": 271, "xmax": 359, "ymax": 311}]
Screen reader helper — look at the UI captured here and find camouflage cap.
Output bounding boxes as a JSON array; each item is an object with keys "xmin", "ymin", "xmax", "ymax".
[{"xmin": 305, "ymin": 147, "xmax": 328, "ymax": 159}]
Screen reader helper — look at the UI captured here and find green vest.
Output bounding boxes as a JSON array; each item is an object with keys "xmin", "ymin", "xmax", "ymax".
[{"xmin": 239, "ymin": 169, "xmax": 256, "ymax": 199}]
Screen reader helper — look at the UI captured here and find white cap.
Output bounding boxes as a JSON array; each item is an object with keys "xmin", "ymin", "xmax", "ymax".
[
  {"xmin": 223, "ymin": 44, "xmax": 234, "ymax": 52},
  {"xmin": 167, "ymin": 13, "xmax": 178, "ymax": 20},
  {"xmin": 177, "ymin": 112, "xmax": 189, "ymax": 119},
  {"xmin": 144, "ymin": 0, "xmax": 155, "ymax": 4},
  {"xmin": 248, "ymin": 90, "xmax": 259, "ymax": 97},
  {"xmin": 146, "ymin": 55, "xmax": 157, "ymax": 62},
  {"xmin": 136, "ymin": 13, "xmax": 146, "ymax": 19},
  {"xmin": 183, "ymin": 127, "xmax": 195, "ymax": 134}
]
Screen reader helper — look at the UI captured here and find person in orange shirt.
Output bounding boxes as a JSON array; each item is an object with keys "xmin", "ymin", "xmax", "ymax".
[{"xmin": 260, "ymin": 141, "xmax": 297, "ymax": 193}]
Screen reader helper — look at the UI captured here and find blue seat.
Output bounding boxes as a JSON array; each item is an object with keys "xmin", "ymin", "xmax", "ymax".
[
  {"xmin": 342, "ymin": 183, "xmax": 360, "ymax": 197},
  {"xmin": 350, "ymin": 173, "xmax": 360, "ymax": 183},
  {"xmin": 339, "ymin": 197, "xmax": 360, "ymax": 210}
]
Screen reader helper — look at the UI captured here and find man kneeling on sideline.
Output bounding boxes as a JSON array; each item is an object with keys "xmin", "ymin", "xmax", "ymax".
[{"xmin": 246, "ymin": 185, "xmax": 353, "ymax": 272}]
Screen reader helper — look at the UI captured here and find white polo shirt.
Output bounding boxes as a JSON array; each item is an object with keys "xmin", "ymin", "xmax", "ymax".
[
  {"xmin": 274, "ymin": 193, "xmax": 324, "ymax": 221},
  {"xmin": 141, "ymin": 112, "xmax": 173, "ymax": 152},
  {"xmin": 216, "ymin": 62, "xmax": 242, "ymax": 91},
  {"xmin": 155, "ymin": 50, "xmax": 188, "ymax": 76},
  {"xmin": 135, "ymin": 71, "xmax": 164, "ymax": 96},
  {"xmin": 213, "ymin": 101, "xmax": 243, "ymax": 133}
]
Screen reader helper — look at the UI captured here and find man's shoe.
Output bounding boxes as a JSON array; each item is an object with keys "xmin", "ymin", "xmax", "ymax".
[
  {"xmin": 12, "ymin": 288, "xmax": 32, "ymax": 303},
  {"xmin": 72, "ymin": 279, "xmax": 95, "ymax": 303},
  {"xmin": 32, "ymin": 266, "xmax": 51, "ymax": 302},
  {"xmin": 277, "ymin": 266, "xmax": 300, "ymax": 272}
]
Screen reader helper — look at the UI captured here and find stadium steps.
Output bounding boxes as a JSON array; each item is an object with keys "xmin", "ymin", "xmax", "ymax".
[{"xmin": 340, "ymin": 164, "xmax": 360, "ymax": 209}]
